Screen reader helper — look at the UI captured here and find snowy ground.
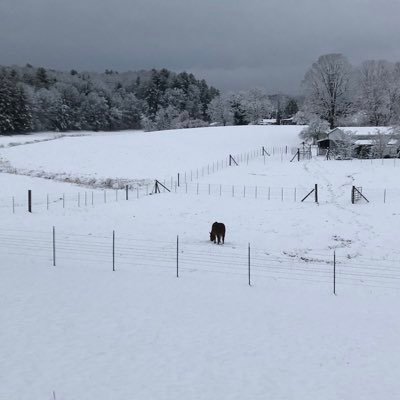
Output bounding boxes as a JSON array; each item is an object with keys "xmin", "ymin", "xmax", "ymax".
[{"xmin": 1, "ymin": 126, "xmax": 399, "ymax": 400}]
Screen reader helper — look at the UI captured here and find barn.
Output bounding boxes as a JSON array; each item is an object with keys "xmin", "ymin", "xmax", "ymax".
[{"xmin": 317, "ymin": 127, "xmax": 400, "ymax": 158}]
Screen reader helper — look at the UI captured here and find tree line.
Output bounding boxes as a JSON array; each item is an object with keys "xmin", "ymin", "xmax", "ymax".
[
  {"xmin": 2, "ymin": 54, "xmax": 400, "ymax": 135},
  {"xmin": 301, "ymin": 53, "xmax": 400, "ymax": 129},
  {"xmin": 0, "ymin": 65, "xmax": 219, "ymax": 134}
]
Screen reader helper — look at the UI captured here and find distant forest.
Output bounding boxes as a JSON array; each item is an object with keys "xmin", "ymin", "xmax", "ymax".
[
  {"xmin": 0, "ymin": 65, "xmax": 221, "ymax": 134},
  {"xmin": 2, "ymin": 53, "xmax": 398, "ymax": 135},
  {"xmin": 0, "ymin": 64, "xmax": 302, "ymax": 135}
]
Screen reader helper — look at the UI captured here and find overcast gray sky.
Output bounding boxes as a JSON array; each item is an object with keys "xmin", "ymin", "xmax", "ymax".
[{"xmin": 1, "ymin": 0, "xmax": 399, "ymax": 93}]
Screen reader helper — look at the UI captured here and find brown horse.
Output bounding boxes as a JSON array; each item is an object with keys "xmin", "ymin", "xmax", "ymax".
[{"xmin": 210, "ymin": 222, "xmax": 226, "ymax": 244}]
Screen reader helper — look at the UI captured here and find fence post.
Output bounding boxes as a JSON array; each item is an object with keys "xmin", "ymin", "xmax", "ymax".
[
  {"xmin": 52, "ymin": 226, "xmax": 56, "ymax": 267},
  {"xmin": 126, "ymin": 185, "xmax": 129, "ymax": 200},
  {"xmin": 176, "ymin": 235, "xmax": 179, "ymax": 278},
  {"xmin": 315, "ymin": 184, "xmax": 318, "ymax": 203},
  {"xmin": 248, "ymin": 243, "xmax": 251, "ymax": 286},
  {"xmin": 12, "ymin": 196, "xmax": 15, "ymax": 214},
  {"xmin": 113, "ymin": 230, "xmax": 115, "ymax": 272},
  {"xmin": 28, "ymin": 190, "xmax": 32, "ymax": 213},
  {"xmin": 177, "ymin": 173, "xmax": 180, "ymax": 187},
  {"xmin": 351, "ymin": 186, "xmax": 355, "ymax": 204},
  {"xmin": 384, "ymin": 188, "xmax": 386, "ymax": 203},
  {"xmin": 333, "ymin": 250, "xmax": 336, "ymax": 295}
]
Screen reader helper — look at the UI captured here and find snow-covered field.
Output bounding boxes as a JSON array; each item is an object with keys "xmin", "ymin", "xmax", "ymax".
[{"xmin": 1, "ymin": 126, "xmax": 399, "ymax": 400}]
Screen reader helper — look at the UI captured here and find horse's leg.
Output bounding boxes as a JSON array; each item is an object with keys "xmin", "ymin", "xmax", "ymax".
[
  {"xmin": 222, "ymin": 235, "xmax": 224, "ymax": 244},
  {"xmin": 217, "ymin": 235, "xmax": 221, "ymax": 244}
]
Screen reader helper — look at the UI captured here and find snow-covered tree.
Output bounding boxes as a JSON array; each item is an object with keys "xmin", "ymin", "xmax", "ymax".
[
  {"xmin": 207, "ymin": 94, "xmax": 234, "ymax": 126},
  {"xmin": 370, "ymin": 130, "xmax": 394, "ymax": 158},
  {"xmin": 0, "ymin": 70, "xmax": 31, "ymax": 133},
  {"xmin": 299, "ymin": 118, "xmax": 330, "ymax": 144},
  {"xmin": 240, "ymin": 88, "xmax": 273, "ymax": 124},
  {"xmin": 356, "ymin": 60, "xmax": 391, "ymax": 126},
  {"xmin": 334, "ymin": 130, "xmax": 355, "ymax": 159},
  {"xmin": 303, "ymin": 54, "xmax": 353, "ymax": 129}
]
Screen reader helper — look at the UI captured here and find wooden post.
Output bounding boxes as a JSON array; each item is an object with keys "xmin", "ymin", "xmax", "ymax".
[
  {"xmin": 12, "ymin": 196, "xmax": 15, "ymax": 214},
  {"xmin": 28, "ymin": 190, "xmax": 32, "ymax": 213},
  {"xmin": 91, "ymin": 191, "xmax": 94, "ymax": 206},
  {"xmin": 85, "ymin": 192, "xmax": 88, "ymax": 206},
  {"xmin": 177, "ymin": 173, "xmax": 180, "ymax": 187},
  {"xmin": 52, "ymin": 226, "xmax": 56, "ymax": 267},
  {"xmin": 384, "ymin": 188, "xmax": 386, "ymax": 203},
  {"xmin": 112, "ymin": 230, "xmax": 115, "ymax": 272},
  {"xmin": 297, "ymin": 148, "xmax": 300, "ymax": 161},
  {"xmin": 126, "ymin": 185, "xmax": 129, "ymax": 200},
  {"xmin": 314, "ymin": 184, "xmax": 318, "ymax": 203},
  {"xmin": 351, "ymin": 186, "xmax": 355, "ymax": 204},
  {"xmin": 176, "ymin": 235, "xmax": 179, "ymax": 278},
  {"xmin": 197, "ymin": 183, "xmax": 199, "ymax": 195}
]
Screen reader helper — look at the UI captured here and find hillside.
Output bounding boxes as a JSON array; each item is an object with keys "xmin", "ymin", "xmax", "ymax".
[{"xmin": 1, "ymin": 126, "xmax": 399, "ymax": 400}]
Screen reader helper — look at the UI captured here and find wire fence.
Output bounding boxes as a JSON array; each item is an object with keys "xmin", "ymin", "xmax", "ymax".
[
  {"xmin": 2, "ymin": 182, "xmax": 400, "ymax": 214},
  {"xmin": 0, "ymin": 186, "xmax": 153, "ymax": 213},
  {"xmin": 2, "ymin": 144, "xmax": 400, "ymax": 213},
  {"xmin": 1, "ymin": 227, "xmax": 400, "ymax": 292}
]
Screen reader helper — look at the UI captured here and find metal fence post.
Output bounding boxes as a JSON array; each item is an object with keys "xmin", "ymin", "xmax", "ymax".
[
  {"xmin": 52, "ymin": 226, "xmax": 56, "ymax": 267},
  {"xmin": 176, "ymin": 235, "xmax": 179, "ymax": 278}
]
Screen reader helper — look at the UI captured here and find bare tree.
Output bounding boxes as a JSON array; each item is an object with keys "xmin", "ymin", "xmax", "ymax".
[
  {"xmin": 303, "ymin": 54, "xmax": 353, "ymax": 129},
  {"xmin": 356, "ymin": 60, "xmax": 391, "ymax": 126}
]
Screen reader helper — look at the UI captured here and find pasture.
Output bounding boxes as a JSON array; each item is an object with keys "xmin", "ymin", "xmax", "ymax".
[{"xmin": 0, "ymin": 126, "xmax": 399, "ymax": 400}]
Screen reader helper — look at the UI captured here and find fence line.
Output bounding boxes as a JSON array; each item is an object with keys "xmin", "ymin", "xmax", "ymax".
[
  {"xmin": 2, "ymin": 182, "xmax": 400, "ymax": 213},
  {"xmin": 1, "ymin": 226, "xmax": 400, "ymax": 292}
]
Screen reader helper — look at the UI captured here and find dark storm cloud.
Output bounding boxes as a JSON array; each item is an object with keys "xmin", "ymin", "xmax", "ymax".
[{"xmin": 1, "ymin": 0, "xmax": 400, "ymax": 93}]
